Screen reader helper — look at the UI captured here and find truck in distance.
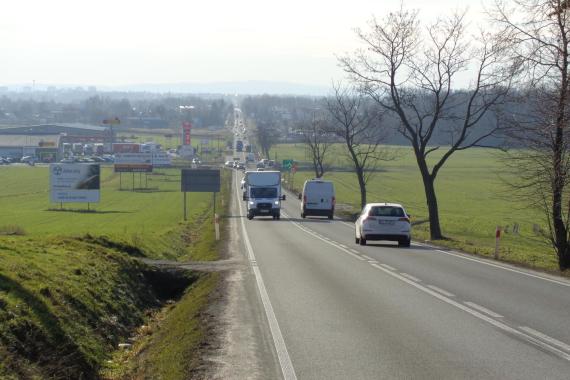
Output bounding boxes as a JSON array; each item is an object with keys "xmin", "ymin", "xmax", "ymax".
[{"xmin": 242, "ymin": 170, "xmax": 286, "ymax": 220}]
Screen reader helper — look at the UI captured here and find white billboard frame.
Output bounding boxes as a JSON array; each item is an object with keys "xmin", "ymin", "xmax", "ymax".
[{"xmin": 50, "ymin": 163, "xmax": 101, "ymax": 203}]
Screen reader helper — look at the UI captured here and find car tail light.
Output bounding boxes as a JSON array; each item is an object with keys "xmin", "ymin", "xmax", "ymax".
[
  {"xmin": 303, "ymin": 195, "xmax": 307, "ymax": 205},
  {"xmin": 363, "ymin": 216, "xmax": 377, "ymax": 223},
  {"xmin": 332, "ymin": 196, "xmax": 336, "ymax": 206},
  {"xmin": 399, "ymin": 217, "xmax": 410, "ymax": 223}
]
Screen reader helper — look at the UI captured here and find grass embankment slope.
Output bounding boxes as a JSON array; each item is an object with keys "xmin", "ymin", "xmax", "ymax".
[
  {"xmin": 273, "ymin": 143, "xmax": 557, "ymax": 272},
  {"xmin": 0, "ymin": 165, "xmax": 230, "ymax": 379}
]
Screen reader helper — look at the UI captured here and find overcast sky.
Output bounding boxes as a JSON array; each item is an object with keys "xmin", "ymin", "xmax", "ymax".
[{"xmin": 0, "ymin": 0, "xmax": 492, "ymax": 88}]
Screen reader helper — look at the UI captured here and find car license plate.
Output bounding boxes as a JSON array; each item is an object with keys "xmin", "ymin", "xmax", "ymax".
[
  {"xmin": 379, "ymin": 220, "xmax": 394, "ymax": 225},
  {"xmin": 260, "ymin": 209, "xmax": 269, "ymax": 213}
]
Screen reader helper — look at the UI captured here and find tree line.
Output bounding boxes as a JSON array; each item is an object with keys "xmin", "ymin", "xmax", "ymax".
[
  {"xmin": 243, "ymin": 0, "xmax": 570, "ymax": 271},
  {"xmin": 0, "ymin": 94, "xmax": 234, "ymax": 129}
]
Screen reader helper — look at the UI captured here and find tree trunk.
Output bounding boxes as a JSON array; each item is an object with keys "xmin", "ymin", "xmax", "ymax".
[
  {"xmin": 356, "ymin": 167, "xmax": 367, "ymax": 209},
  {"xmin": 423, "ymin": 175, "xmax": 443, "ymax": 240},
  {"xmin": 552, "ymin": 121, "xmax": 570, "ymax": 270},
  {"xmin": 414, "ymin": 153, "xmax": 443, "ymax": 240}
]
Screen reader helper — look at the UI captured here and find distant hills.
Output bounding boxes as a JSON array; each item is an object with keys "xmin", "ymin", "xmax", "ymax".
[
  {"xmin": 101, "ymin": 81, "xmax": 331, "ymax": 96},
  {"xmin": 0, "ymin": 81, "xmax": 331, "ymax": 96}
]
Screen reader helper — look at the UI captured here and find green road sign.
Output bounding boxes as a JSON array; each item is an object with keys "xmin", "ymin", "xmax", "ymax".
[{"xmin": 282, "ymin": 159, "xmax": 293, "ymax": 171}]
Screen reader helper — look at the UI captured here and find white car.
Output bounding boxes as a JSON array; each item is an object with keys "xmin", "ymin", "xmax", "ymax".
[{"xmin": 355, "ymin": 203, "xmax": 411, "ymax": 247}]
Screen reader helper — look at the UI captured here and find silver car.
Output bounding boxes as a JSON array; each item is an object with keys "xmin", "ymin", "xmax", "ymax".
[{"xmin": 355, "ymin": 203, "xmax": 411, "ymax": 247}]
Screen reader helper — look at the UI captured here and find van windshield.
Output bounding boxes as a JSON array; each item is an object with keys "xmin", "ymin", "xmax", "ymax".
[{"xmin": 251, "ymin": 188, "xmax": 277, "ymax": 198}]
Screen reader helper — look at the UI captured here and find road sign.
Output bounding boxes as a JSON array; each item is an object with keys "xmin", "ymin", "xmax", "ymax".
[
  {"xmin": 181, "ymin": 169, "xmax": 220, "ymax": 192},
  {"xmin": 102, "ymin": 117, "xmax": 121, "ymax": 125},
  {"xmin": 282, "ymin": 159, "xmax": 293, "ymax": 171}
]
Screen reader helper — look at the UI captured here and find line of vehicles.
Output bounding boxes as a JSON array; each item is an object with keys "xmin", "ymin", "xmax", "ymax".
[
  {"xmin": 233, "ymin": 116, "xmax": 410, "ymax": 247},
  {"xmin": 239, "ymin": 169, "xmax": 412, "ymax": 247}
]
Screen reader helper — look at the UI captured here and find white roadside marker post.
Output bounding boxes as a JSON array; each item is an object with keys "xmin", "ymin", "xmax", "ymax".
[{"xmin": 215, "ymin": 213, "xmax": 220, "ymax": 240}]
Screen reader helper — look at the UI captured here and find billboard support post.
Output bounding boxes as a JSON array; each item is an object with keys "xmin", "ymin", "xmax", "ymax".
[{"xmin": 183, "ymin": 192, "xmax": 187, "ymax": 221}]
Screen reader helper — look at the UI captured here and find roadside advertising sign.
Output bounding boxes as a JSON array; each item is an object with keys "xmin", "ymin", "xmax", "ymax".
[
  {"xmin": 182, "ymin": 122, "xmax": 192, "ymax": 146},
  {"xmin": 114, "ymin": 153, "xmax": 153, "ymax": 173},
  {"xmin": 152, "ymin": 152, "xmax": 172, "ymax": 167},
  {"xmin": 50, "ymin": 163, "xmax": 100, "ymax": 203},
  {"xmin": 181, "ymin": 169, "xmax": 220, "ymax": 192},
  {"xmin": 112, "ymin": 143, "xmax": 141, "ymax": 153}
]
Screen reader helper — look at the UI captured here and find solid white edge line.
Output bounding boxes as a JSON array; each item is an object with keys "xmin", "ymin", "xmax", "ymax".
[
  {"xmin": 519, "ymin": 326, "xmax": 570, "ymax": 353},
  {"xmin": 464, "ymin": 301, "xmax": 503, "ymax": 318},
  {"xmin": 370, "ymin": 263, "xmax": 570, "ymax": 362},
  {"xmin": 431, "ymin": 249, "xmax": 570, "ymax": 288},
  {"xmin": 426, "ymin": 285, "xmax": 455, "ymax": 298},
  {"xmin": 235, "ymin": 175, "xmax": 297, "ymax": 380},
  {"xmin": 330, "ymin": 211, "xmax": 570, "ymax": 288},
  {"xmin": 284, "ymin": 198, "xmax": 570, "ymax": 361}
]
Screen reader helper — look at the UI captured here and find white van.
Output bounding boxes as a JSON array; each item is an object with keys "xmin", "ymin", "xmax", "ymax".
[{"xmin": 300, "ymin": 179, "xmax": 335, "ymax": 219}]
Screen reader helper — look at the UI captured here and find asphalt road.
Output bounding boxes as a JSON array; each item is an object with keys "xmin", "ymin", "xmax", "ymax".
[{"xmin": 229, "ymin": 164, "xmax": 570, "ymax": 379}]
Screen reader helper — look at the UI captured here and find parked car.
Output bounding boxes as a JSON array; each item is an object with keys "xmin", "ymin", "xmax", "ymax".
[
  {"xmin": 299, "ymin": 179, "xmax": 335, "ymax": 219},
  {"xmin": 20, "ymin": 156, "xmax": 35, "ymax": 164},
  {"xmin": 355, "ymin": 203, "xmax": 411, "ymax": 247}
]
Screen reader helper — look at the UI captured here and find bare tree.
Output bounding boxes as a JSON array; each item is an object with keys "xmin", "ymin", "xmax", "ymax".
[
  {"xmin": 339, "ymin": 6, "xmax": 515, "ymax": 240},
  {"xmin": 492, "ymin": 0, "xmax": 570, "ymax": 270},
  {"xmin": 252, "ymin": 120, "xmax": 279, "ymax": 159},
  {"xmin": 300, "ymin": 111, "xmax": 332, "ymax": 178},
  {"xmin": 326, "ymin": 84, "xmax": 391, "ymax": 209}
]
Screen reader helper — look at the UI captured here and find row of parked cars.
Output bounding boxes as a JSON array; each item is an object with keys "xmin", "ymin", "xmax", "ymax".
[{"xmin": 60, "ymin": 155, "xmax": 114, "ymax": 163}]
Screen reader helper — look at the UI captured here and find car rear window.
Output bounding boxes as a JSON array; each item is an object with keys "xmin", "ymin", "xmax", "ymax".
[{"xmin": 369, "ymin": 206, "xmax": 404, "ymax": 217}]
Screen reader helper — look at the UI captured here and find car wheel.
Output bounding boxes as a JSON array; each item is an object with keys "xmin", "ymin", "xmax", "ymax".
[
  {"xmin": 355, "ymin": 237, "xmax": 360, "ymax": 244},
  {"xmin": 399, "ymin": 238, "xmax": 411, "ymax": 248},
  {"xmin": 327, "ymin": 213, "xmax": 333, "ymax": 220},
  {"xmin": 301, "ymin": 213, "xmax": 306, "ymax": 219},
  {"xmin": 247, "ymin": 212, "xmax": 254, "ymax": 220},
  {"xmin": 359, "ymin": 234, "xmax": 366, "ymax": 246}
]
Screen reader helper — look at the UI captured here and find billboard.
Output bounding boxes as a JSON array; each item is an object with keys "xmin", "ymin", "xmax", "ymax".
[
  {"xmin": 112, "ymin": 143, "xmax": 140, "ymax": 154},
  {"xmin": 114, "ymin": 153, "xmax": 153, "ymax": 173},
  {"xmin": 182, "ymin": 122, "xmax": 192, "ymax": 146},
  {"xmin": 181, "ymin": 169, "xmax": 220, "ymax": 192},
  {"xmin": 50, "ymin": 164, "xmax": 100, "ymax": 203},
  {"xmin": 152, "ymin": 152, "xmax": 172, "ymax": 167}
]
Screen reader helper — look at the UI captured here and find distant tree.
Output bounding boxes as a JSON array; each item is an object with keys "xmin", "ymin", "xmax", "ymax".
[
  {"xmin": 253, "ymin": 120, "xmax": 279, "ymax": 159},
  {"xmin": 299, "ymin": 111, "xmax": 332, "ymax": 178},
  {"xmin": 326, "ymin": 84, "xmax": 392, "ymax": 209},
  {"xmin": 340, "ymin": 6, "xmax": 516, "ymax": 239},
  {"xmin": 492, "ymin": 0, "xmax": 570, "ymax": 270}
]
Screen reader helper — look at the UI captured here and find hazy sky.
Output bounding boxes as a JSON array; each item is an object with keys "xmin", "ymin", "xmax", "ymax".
[{"xmin": 0, "ymin": 0, "xmax": 491, "ymax": 87}]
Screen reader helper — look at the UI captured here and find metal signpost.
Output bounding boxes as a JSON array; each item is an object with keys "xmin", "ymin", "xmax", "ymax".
[
  {"xmin": 181, "ymin": 169, "xmax": 221, "ymax": 239},
  {"xmin": 114, "ymin": 153, "xmax": 153, "ymax": 190}
]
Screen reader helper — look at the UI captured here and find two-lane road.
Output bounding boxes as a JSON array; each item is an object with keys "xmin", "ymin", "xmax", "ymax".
[{"xmin": 230, "ymin": 168, "xmax": 570, "ymax": 379}]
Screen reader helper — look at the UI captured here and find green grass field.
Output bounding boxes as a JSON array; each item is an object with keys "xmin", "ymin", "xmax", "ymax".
[
  {"xmin": 0, "ymin": 165, "xmax": 228, "ymax": 261},
  {"xmin": 0, "ymin": 164, "xmax": 229, "ymax": 378},
  {"xmin": 272, "ymin": 143, "xmax": 558, "ymax": 272}
]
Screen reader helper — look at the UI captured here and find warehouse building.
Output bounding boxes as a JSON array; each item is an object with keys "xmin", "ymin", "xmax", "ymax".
[
  {"xmin": 0, "ymin": 123, "xmax": 114, "ymax": 161},
  {"xmin": 0, "ymin": 134, "xmax": 61, "ymax": 162}
]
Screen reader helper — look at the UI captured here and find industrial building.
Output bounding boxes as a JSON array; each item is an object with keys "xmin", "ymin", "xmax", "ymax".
[{"xmin": 0, "ymin": 123, "xmax": 115, "ymax": 162}]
